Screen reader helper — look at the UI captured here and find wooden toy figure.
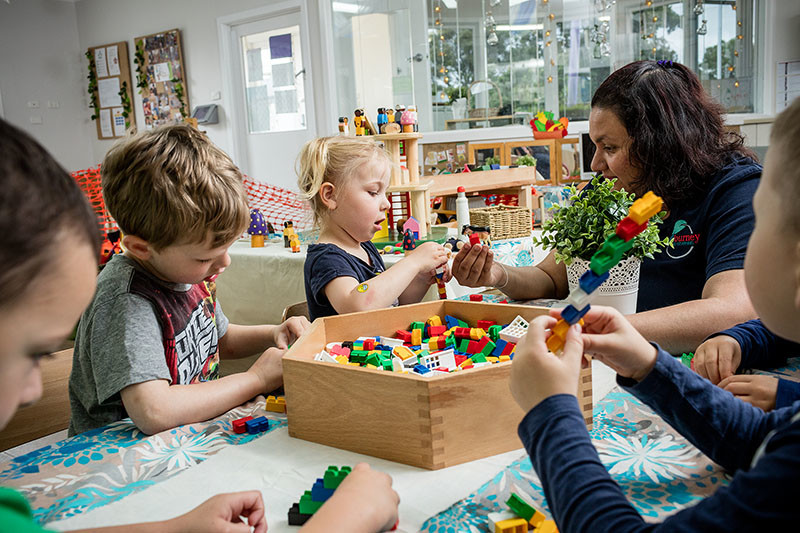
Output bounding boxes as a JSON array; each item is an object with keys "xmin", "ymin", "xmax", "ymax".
[
  {"xmin": 283, "ymin": 220, "xmax": 294, "ymax": 247},
  {"xmin": 338, "ymin": 116, "xmax": 348, "ymax": 135},
  {"xmin": 376, "ymin": 108, "xmax": 387, "ymax": 133},
  {"xmin": 354, "ymin": 109, "xmax": 365, "ymax": 136},
  {"xmin": 289, "ymin": 233, "xmax": 301, "ymax": 253},
  {"xmin": 385, "ymin": 106, "xmax": 395, "ymax": 124},
  {"xmin": 248, "ymin": 208, "xmax": 268, "ymax": 247},
  {"xmin": 394, "ymin": 105, "xmax": 406, "ymax": 127},
  {"xmin": 402, "ymin": 105, "xmax": 418, "ymax": 133}
]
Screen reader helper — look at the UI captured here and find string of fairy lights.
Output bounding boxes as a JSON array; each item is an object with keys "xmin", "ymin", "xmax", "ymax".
[
  {"xmin": 543, "ymin": 0, "xmax": 555, "ymax": 84},
  {"xmin": 432, "ymin": 0, "xmax": 447, "ymax": 101}
]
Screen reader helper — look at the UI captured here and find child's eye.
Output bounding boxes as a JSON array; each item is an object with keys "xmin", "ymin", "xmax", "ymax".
[
  {"xmin": 30, "ymin": 352, "xmax": 54, "ymax": 363},
  {"xmin": 197, "ymin": 259, "xmax": 213, "ymax": 263},
  {"xmin": 369, "ymin": 191, "xmax": 379, "ymax": 197}
]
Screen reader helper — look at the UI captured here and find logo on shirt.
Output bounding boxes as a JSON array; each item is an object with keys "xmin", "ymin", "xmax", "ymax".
[{"xmin": 667, "ymin": 219, "xmax": 700, "ymax": 259}]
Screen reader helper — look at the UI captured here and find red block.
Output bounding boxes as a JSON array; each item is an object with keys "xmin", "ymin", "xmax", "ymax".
[
  {"xmin": 467, "ymin": 340, "xmax": 481, "ymax": 354},
  {"xmin": 428, "ymin": 325, "xmax": 446, "ymax": 337},
  {"xmin": 469, "ymin": 233, "xmax": 480, "ymax": 246},
  {"xmin": 395, "ymin": 330, "xmax": 412, "ymax": 343},
  {"xmin": 469, "ymin": 294, "xmax": 483, "ymax": 302},
  {"xmin": 616, "ymin": 217, "xmax": 648, "ymax": 242},
  {"xmin": 476, "ymin": 320, "xmax": 496, "ymax": 330},
  {"xmin": 363, "ymin": 339, "xmax": 375, "ymax": 351},
  {"xmin": 475, "ymin": 336, "xmax": 490, "ymax": 349},
  {"xmin": 233, "ymin": 416, "xmax": 254, "ymax": 434},
  {"xmin": 454, "ymin": 354, "xmax": 468, "ymax": 366},
  {"xmin": 502, "ymin": 342, "xmax": 516, "ymax": 355},
  {"xmin": 330, "ymin": 345, "xmax": 350, "ymax": 357},
  {"xmin": 455, "ymin": 327, "xmax": 471, "ymax": 338}
]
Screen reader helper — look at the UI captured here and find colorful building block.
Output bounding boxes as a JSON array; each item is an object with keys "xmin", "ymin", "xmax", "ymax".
[
  {"xmin": 299, "ymin": 490, "xmax": 323, "ymax": 514},
  {"xmin": 395, "ymin": 329, "xmax": 412, "ymax": 343},
  {"xmin": 615, "ymin": 216, "xmax": 648, "ymax": 242},
  {"xmin": 488, "ymin": 324, "xmax": 503, "ymax": 341},
  {"xmin": 287, "ymin": 502, "xmax": 312, "ymax": 526},
  {"xmin": 469, "ymin": 293, "xmax": 483, "ymax": 302},
  {"xmin": 628, "ymin": 191, "xmax": 663, "ymax": 225},
  {"xmin": 536, "ymin": 520, "xmax": 558, "ymax": 533},
  {"xmin": 310, "ymin": 478, "xmax": 334, "ymax": 502},
  {"xmin": 245, "ymin": 416, "xmax": 270, "ymax": 434},
  {"xmin": 579, "ymin": 269, "xmax": 609, "ymax": 294},
  {"xmin": 265, "ymin": 395, "xmax": 286, "ymax": 413},
  {"xmin": 411, "ymin": 329, "xmax": 422, "ymax": 346},
  {"xmin": 506, "ymin": 493, "xmax": 535, "ymax": 522},
  {"xmin": 322, "ymin": 466, "xmax": 352, "ymax": 489},
  {"xmin": 426, "ymin": 315, "xmax": 442, "ymax": 327},
  {"xmin": 561, "ymin": 304, "xmax": 590, "ymax": 325},
  {"xmin": 232, "ymin": 415, "xmax": 253, "ymax": 434},
  {"xmin": 590, "ymin": 235, "xmax": 634, "ymax": 275},
  {"xmin": 477, "ymin": 320, "xmax": 496, "ymax": 330},
  {"xmin": 494, "ymin": 518, "xmax": 528, "ymax": 533},
  {"xmin": 499, "ymin": 315, "xmax": 529, "ymax": 343}
]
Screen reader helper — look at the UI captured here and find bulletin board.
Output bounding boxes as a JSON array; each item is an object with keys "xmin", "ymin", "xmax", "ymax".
[
  {"xmin": 87, "ymin": 41, "xmax": 136, "ymax": 140},
  {"xmin": 134, "ymin": 28, "xmax": 189, "ymax": 128}
]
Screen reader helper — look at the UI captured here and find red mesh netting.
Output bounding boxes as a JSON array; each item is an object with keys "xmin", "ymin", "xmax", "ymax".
[
  {"xmin": 72, "ymin": 165, "xmax": 118, "ymax": 232},
  {"xmin": 242, "ymin": 178, "xmax": 313, "ymax": 232},
  {"xmin": 71, "ymin": 168, "xmax": 314, "ymax": 234}
]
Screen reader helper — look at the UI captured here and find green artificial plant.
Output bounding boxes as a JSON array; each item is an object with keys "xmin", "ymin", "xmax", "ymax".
[
  {"xmin": 532, "ymin": 175, "xmax": 672, "ymax": 265},
  {"xmin": 514, "ymin": 154, "xmax": 537, "ymax": 167}
]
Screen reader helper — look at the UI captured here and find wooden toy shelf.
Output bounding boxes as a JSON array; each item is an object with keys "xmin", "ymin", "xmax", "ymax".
[{"xmin": 428, "ymin": 166, "xmax": 542, "ymax": 214}]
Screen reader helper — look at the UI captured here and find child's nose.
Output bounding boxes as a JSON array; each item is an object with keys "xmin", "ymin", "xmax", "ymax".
[{"xmin": 20, "ymin": 365, "xmax": 43, "ymax": 407}]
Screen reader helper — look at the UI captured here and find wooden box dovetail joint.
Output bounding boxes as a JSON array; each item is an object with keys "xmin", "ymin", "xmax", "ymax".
[{"xmin": 283, "ymin": 301, "xmax": 593, "ymax": 470}]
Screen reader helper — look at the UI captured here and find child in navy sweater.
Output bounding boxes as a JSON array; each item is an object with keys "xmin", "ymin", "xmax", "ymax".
[
  {"xmin": 297, "ymin": 136, "xmax": 450, "ymax": 321},
  {"xmin": 508, "ymin": 97, "xmax": 800, "ymax": 530}
]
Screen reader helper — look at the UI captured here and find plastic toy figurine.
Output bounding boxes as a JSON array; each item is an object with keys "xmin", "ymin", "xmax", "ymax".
[
  {"xmin": 401, "ymin": 229, "xmax": 416, "ymax": 252},
  {"xmin": 376, "ymin": 107, "xmax": 387, "ymax": 133},
  {"xmin": 283, "ymin": 220, "xmax": 294, "ymax": 247},
  {"xmin": 248, "ymin": 208, "xmax": 268, "ymax": 247},
  {"xmin": 338, "ymin": 116, "xmax": 348, "ymax": 135},
  {"xmin": 354, "ymin": 109, "xmax": 365, "ymax": 136}
]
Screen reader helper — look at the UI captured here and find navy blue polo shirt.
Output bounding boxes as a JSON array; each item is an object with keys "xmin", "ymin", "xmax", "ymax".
[
  {"xmin": 304, "ymin": 241, "xmax": 387, "ymax": 321},
  {"xmin": 637, "ymin": 157, "xmax": 761, "ymax": 311}
]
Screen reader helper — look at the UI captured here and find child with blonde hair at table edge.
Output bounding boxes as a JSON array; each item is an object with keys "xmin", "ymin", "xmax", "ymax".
[
  {"xmin": 509, "ymin": 96, "xmax": 800, "ymax": 530},
  {"xmin": 298, "ymin": 136, "xmax": 450, "ymax": 321},
  {"xmin": 0, "ymin": 118, "xmax": 399, "ymax": 532}
]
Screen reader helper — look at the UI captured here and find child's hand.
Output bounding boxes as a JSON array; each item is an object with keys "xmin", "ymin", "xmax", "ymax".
[
  {"xmin": 719, "ymin": 374, "xmax": 779, "ymax": 411},
  {"xmin": 303, "ymin": 463, "xmax": 399, "ymax": 532},
  {"xmin": 169, "ymin": 491, "xmax": 267, "ymax": 533},
  {"xmin": 577, "ymin": 306, "xmax": 658, "ymax": 382},
  {"xmin": 248, "ymin": 347, "xmax": 285, "ymax": 391},
  {"xmin": 407, "ymin": 241, "xmax": 449, "ymax": 275},
  {"xmin": 693, "ymin": 335, "xmax": 742, "ymax": 384},
  {"xmin": 509, "ymin": 315, "xmax": 584, "ymax": 413},
  {"xmin": 274, "ymin": 316, "xmax": 311, "ymax": 349}
]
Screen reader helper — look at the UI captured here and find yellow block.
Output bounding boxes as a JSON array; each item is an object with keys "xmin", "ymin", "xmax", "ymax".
[
  {"xmin": 426, "ymin": 315, "xmax": 442, "ymax": 327},
  {"xmin": 536, "ymin": 519, "xmax": 558, "ymax": 533},
  {"xmin": 495, "ymin": 518, "xmax": 528, "ymax": 533},
  {"xmin": 458, "ymin": 357, "xmax": 474, "ymax": 368},
  {"xmin": 265, "ymin": 395, "xmax": 286, "ymax": 413},
  {"xmin": 411, "ymin": 329, "xmax": 422, "ymax": 346},
  {"xmin": 628, "ymin": 191, "xmax": 663, "ymax": 225},
  {"xmin": 499, "ymin": 355, "xmax": 511, "ymax": 362}
]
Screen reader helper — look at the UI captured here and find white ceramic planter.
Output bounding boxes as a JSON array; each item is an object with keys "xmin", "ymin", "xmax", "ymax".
[{"xmin": 566, "ymin": 256, "xmax": 641, "ymax": 315}]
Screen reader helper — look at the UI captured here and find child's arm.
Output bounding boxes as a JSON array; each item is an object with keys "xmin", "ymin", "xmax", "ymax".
[
  {"xmin": 120, "ymin": 347, "xmax": 284, "ymax": 435},
  {"xmin": 301, "ymin": 463, "xmax": 399, "ymax": 533},
  {"xmin": 325, "ymin": 242, "xmax": 448, "ymax": 314},
  {"xmin": 511, "ymin": 309, "xmax": 800, "ymax": 532},
  {"xmin": 397, "ymin": 262, "xmax": 452, "ymax": 305},
  {"xmin": 219, "ymin": 317, "xmax": 311, "ymax": 357},
  {"xmin": 694, "ymin": 319, "xmax": 798, "ymax": 383},
  {"xmin": 73, "ymin": 491, "xmax": 267, "ymax": 532}
]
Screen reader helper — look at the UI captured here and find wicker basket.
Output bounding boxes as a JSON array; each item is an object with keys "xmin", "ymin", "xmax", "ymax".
[
  {"xmin": 469, "ymin": 205, "xmax": 532, "ymax": 240},
  {"xmin": 467, "ymin": 80, "xmax": 502, "ymax": 118}
]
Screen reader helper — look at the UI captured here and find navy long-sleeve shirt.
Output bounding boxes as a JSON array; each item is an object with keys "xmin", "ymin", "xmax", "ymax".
[
  {"xmin": 711, "ymin": 319, "xmax": 800, "ymax": 408},
  {"xmin": 519, "ymin": 348, "xmax": 800, "ymax": 532}
]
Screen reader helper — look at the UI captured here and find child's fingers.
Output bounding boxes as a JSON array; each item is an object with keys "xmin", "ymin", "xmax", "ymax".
[
  {"xmin": 561, "ymin": 323, "xmax": 584, "ymax": 368},
  {"xmin": 720, "ymin": 377, "xmax": 756, "ymax": 396}
]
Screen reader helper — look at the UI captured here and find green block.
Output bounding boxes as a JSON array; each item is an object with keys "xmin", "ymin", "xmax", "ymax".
[
  {"xmin": 481, "ymin": 164, "xmax": 491, "ymax": 171},
  {"xmin": 457, "ymin": 318, "xmax": 469, "ymax": 328},
  {"xmin": 410, "ymin": 321, "xmax": 425, "ymax": 332},
  {"xmin": 381, "ymin": 358, "xmax": 393, "ymax": 371},
  {"xmin": 350, "ymin": 350, "xmax": 367, "ymax": 363},
  {"xmin": 365, "ymin": 353, "xmax": 381, "ymax": 367},
  {"xmin": 506, "ymin": 492, "xmax": 535, "ymax": 522},
  {"xmin": 590, "ymin": 235, "xmax": 633, "ymax": 275},
  {"xmin": 445, "ymin": 335, "xmax": 456, "ymax": 348},
  {"xmin": 488, "ymin": 325, "xmax": 502, "ymax": 342},
  {"xmin": 299, "ymin": 491, "xmax": 323, "ymax": 514},
  {"xmin": 459, "ymin": 339, "xmax": 471, "ymax": 352},
  {"xmin": 680, "ymin": 352, "xmax": 695, "ymax": 368},
  {"xmin": 472, "ymin": 353, "xmax": 487, "ymax": 363},
  {"xmin": 322, "ymin": 466, "xmax": 352, "ymax": 490},
  {"xmin": 480, "ymin": 339, "xmax": 496, "ymax": 357}
]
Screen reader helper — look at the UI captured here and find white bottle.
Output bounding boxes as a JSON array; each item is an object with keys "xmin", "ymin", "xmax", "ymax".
[{"xmin": 455, "ymin": 186, "xmax": 470, "ymax": 241}]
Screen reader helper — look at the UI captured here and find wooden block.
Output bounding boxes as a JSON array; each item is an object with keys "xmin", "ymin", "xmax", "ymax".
[{"xmin": 284, "ymin": 301, "xmax": 593, "ymax": 470}]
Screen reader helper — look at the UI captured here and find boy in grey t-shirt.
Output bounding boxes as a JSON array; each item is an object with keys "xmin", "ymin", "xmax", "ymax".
[{"xmin": 69, "ymin": 125, "xmax": 309, "ymax": 435}]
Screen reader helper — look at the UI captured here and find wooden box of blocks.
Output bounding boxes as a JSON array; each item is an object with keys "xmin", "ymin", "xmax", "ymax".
[{"xmin": 283, "ymin": 300, "xmax": 593, "ymax": 470}]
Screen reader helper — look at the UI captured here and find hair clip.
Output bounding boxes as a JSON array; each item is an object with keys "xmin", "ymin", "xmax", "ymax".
[{"xmin": 656, "ymin": 60, "xmax": 674, "ymax": 67}]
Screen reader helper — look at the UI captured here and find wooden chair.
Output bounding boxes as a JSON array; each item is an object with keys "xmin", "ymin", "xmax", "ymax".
[
  {"xmin": 0, "ymin": 348, "xmax": 73, "ymax": 452},
  {"xmin": 281, "ymin": 301, "xmax": 310, "ymax": 322}
]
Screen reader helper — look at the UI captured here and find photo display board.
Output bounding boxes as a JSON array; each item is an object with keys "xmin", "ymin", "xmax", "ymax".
[{"xmin": 135, "ymin": 28, "xmax": 189, "ymax": 128}]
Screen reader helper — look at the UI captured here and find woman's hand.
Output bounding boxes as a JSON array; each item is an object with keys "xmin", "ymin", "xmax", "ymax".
[
  {"xmin": 451, "ymin": 243, "xmax": 504, "ymax": 287},
  {"xmin": 693, "ymin": 335, "xmax": 742, "ymax": 385}
]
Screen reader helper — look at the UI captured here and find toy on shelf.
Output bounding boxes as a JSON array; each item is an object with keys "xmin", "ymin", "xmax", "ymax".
[
  {"xmin": 248, "ymin": 208, "xmax": 268, "ymax": 247},
  {"xmin": 337, "ymin": 116, "xmax": 348, "ymax": 135},
  {"xmin": 402, "ymin": 216, "xmax": 420, "ymax": 239},
  {"xmin": 354, "ymin": 109, "xmax": 366, "ymax": 136},
  {"xmin": 385, "ymin": 106, "xmax": 395, "ymax": 125},
  {"xmin": 530, "ymin": 111, "xmax": 569, "ymax": 140},
  {"xmin": 376, "ymin": 107, "xmax": 388, "ymax": 133},
  {"xmin": 401, "ymin": 105, "xmax": 418, "ymax": 133},
  {"xmin": 547, "ymin": 191, "xmax": 663, "ymax": 355},
  {"xmin": 401, "ymin": 229, "xmax": 416, "ymax": 252},
  {"xmin": 394, "ymin": 104, "xmax": 406, "ymax": 127}
]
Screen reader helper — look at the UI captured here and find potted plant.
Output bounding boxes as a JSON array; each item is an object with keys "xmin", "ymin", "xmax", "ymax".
[{"xmin": 532, "ymin": 175, "xmax": 672, "ymax": 313}]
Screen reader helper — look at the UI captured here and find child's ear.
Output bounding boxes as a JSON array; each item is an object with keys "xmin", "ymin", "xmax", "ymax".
[
  {"xmin": 122, "ymin": 235, "xmax": 153, "ymax": 261},
  {"xmin": 319, "ymin": 182, "xmax": 338, "ymax": 210}
]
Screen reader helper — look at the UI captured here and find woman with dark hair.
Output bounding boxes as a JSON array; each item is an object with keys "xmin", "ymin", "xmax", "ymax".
[{"xmin": 452, "ymin": 60, "xmax": 759, "ymax": 354}]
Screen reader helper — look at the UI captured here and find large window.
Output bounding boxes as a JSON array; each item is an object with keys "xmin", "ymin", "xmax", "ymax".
[{"xmin": 330, "ymin": 0, "xmax": 762, "ymax": 132}]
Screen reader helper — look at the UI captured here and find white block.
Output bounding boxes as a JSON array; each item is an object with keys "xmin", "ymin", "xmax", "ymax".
[
  {"xmin": 564, "ymin": 287, "xmax": 596, "ymax": 311},
  {"xmin": 314, "ymin": 350, "xmax": 336, "ymax": 363},
  {"xmin": 499, "ymin": 315, "xmax": 529, "ymax": 343},
  {"xmin": 379, "ymin": 336, "xmax": 404, "ymax": 347}
]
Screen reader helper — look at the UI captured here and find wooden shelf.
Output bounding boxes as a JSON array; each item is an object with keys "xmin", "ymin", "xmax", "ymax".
[
  {"xmin": 387, "ymin": 179, "xmax": 433, "ymax": 193},
  {"xmin": 427, "ymin": 167, "xmax": 536, "ymax": 197},
  {"xmin": 372, "ymin": 133, "xmax": 423, "ymax": 141}
]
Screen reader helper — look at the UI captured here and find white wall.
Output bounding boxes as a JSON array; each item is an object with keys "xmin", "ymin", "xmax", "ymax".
[
  {"xmin": 74, "ymin": 0, "xmax": 273, "ymax": 166},
  {"xmin": 0, "ymin": 0, "xmax": 94, "ymax": 172}
]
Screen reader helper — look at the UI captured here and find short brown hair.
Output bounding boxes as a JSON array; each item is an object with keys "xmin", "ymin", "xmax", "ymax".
[
  {"xmin": 102, "ymin": 124, "xmax": 249, "ymax": 250},
  {"xmin": 770, "ymin": 97, "xmax": 800, "ymax": 232},
  {"xmin": 296, "ymin": 136, "xmax": 393, "ymax": 226},
  {"xmin": 0, "ymin": 119, "xmax": 100, "ymax": 308}
]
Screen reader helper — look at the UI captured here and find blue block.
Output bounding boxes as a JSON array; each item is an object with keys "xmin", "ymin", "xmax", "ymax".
[
  {"xmin": 562, "ymin": 304, "xmax": 590, "ymax": 325},
  {"xmin": 246, "ymin": 416, "xmax": 270, "ymax": 434},
  {"xmin": 490, "ymin": 164, "xmax": 500, "ymax": 170},
  {"xmin": 413, "ymin": 364, "xmax": 431, "ymax": 375},
  {"xmin": 311, "ymin": 479, "xmax": 334, "ymax": 502},
  {"xmin": 491, "ymin": 338, "xmax": 509, "ymax": 357},
  {"xmin": 445, "ymin": 315, "xmax": 459, "ymax": 329},
  {"xmin": 579, "ymin": 270, "xmax": 609, "ymax": 294}
]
